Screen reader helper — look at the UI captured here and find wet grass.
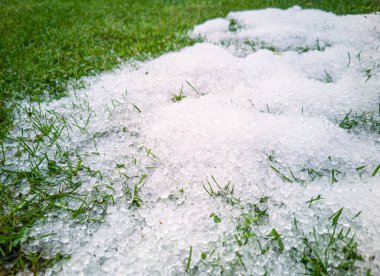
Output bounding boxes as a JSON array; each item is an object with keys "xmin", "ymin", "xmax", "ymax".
[
  {"xmin": 228, "ymin": 19, "xmax": 241, "ymax": 33},
  {"xmin": 0, "ymin": 105, "xmax": 115, "ymax": 274},
  {"xmin": 239, "ymin": 37, "xmax": 332, "ymax": 55},
  {"xmin": 193, "ymin": 195, "xmax": 272, "ymax": 274},
  {"xmin": 198, "ymin": 181, "xmax": 368, "ymax": 275},
  {"xmin": 1, "ymin": 0, "xmax": 379, "ymax": 139},
  {"xmin": 129, "ymin": 174, "xmax": 148, "ymax": 208},
  {"xmin": 298, "ymin": 208, "xmax": 366, "ymax": 275},
  {"xmin": 185, "ymin": 246, "xmax": 193, "ymax": 273},
  {"xmin": 339, "ymin": 108, "xmax": 380, "ymax": 134},
  {"xmin": 267, "ymin": 152, "xmax": 380, "ymax": 185}
]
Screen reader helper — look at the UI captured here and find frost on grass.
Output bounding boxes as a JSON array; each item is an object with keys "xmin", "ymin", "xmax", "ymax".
[{"xmin": 2, "ymin": 6, "xmax": 380, "ymax": 275}]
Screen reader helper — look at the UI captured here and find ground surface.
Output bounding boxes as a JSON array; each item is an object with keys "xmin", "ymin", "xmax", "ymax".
[
  {"xmin": 1, "ymin": 0, "xmax": 379, "ymax": 138},
  {"xmin": 1, "ymin": 1, "xmax": 380, "ymax": 275},
  {"xmin": 2, "ymin": 5, "xmax": 380, "ymax": 275}
]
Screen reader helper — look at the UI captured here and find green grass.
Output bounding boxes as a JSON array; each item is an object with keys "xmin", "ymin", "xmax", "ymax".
[
  {"xmin": 197, "ymin": 183, "xmax": 367, "ymax": 275},
  {"xmin": 1, "ymin": 0, "xmax": 379, "ymax": 139},
  {"xmin": 172, "ymin": 86, "xmax": 186, "ymax": 102},
  {"xmin": 0, "ymin": 104, "xmax": 116, "ymax": 274},
  {"xmin": 339, "ymin": 108, "xmax": 380, "ymax": 134},
  {"xmin": 195, "ymin": 195, "xmax": 272, "ymax": 274},
  {"xmin": 267, "ymin": 152, "xmax": 380, "ymax": 185},
  {"xmin": 299, "ymin": 208, "xmax": 365, "ymax": 275}
]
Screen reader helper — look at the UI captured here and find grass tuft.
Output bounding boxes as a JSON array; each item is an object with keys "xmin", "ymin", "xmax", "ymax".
[
  {"xmin": 339, "ymin": 109, "xmax": 380, "ymax": 134},
  {"xmin": 299, "ymin": 208, "xmax": 364, "ymax": 275},
  {"xmin": 228, "ymin": 19, "xmax": 241, "ymax": 32},
  {"xmin": 172, "ymin": 86, "xmax": 186, "ymax": 102}
]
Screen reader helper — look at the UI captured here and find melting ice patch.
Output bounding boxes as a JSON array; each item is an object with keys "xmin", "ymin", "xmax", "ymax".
[{"xmin": 10, "ymin": 6, "xmax": 380, "ymax": 275}]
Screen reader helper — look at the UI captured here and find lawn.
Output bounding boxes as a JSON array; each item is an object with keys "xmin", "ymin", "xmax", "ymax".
[
  {"xmin": 0, "ymin": 0, "xmax": 379, "ymax": 274},
  {"xmin": 1, "ymin": 0, "xmax": 379, "ymax": 139}
]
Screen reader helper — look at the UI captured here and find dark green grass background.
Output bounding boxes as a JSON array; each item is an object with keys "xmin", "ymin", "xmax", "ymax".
[{"xmin": 0, "ymin": 0, "xmax": 379, "ymax": 139}]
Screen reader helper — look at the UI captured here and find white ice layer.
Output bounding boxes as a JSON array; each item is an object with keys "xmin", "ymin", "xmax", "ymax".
[{"xmin": 17, "ymin": 6, "xmax": 380, "ymax": 275}]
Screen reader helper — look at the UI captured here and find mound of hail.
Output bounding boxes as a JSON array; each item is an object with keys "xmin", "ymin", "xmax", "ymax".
[{"xmin": 10, "ymin": 6, "xmax": 380, "ymax": 275}]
